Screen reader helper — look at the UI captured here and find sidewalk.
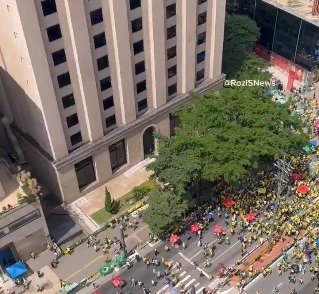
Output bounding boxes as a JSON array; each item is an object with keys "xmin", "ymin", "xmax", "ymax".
[
  {"xmin": 0, "ymin": 265, "xmax": 60, "ymax": 294},
  {"xmin": 80, "ymin": 162, "xmax": 153, "ymax": 216},
  {"xmin": 24, "ymin": 218, "xmax": 152, "ymax": 292}
]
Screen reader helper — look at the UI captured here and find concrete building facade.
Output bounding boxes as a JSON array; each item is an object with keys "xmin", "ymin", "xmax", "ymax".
[{"xmin": 0, "ymin": 0, "xmax": 226, "ymax": 203}]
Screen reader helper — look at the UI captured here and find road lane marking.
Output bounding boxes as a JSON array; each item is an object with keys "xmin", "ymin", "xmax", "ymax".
[
  {"xmin": 194, "ymin": 282, "xmax": 200, "ymax": 287},
  {"xmin": 184, "ymin": 278, "xmax": 196, "ymax": 288},
  {"xmin": 175, "ymin": 275, "xmax": 191, "ymax": 287},
  {"xmin": 156, "ymin": 284, "xmax": 168, "ymax": 294},
  {"xmin": 178, "ymin": 252, "xmax": 210, "ymax": 278},
  {"xmin": 197, "ymin": 287, "xmax": 205, "ymax": 294},
  {"xmin": 180, "ymin": 271, "xmax": 187, "ymax": 277},
  {"xmin": 65, "ymin": 254, "xmax": 103, "ymax": 281},
  {"xmin": 147, "ymin": 240, "xmax": 161, "ymax": 247}
]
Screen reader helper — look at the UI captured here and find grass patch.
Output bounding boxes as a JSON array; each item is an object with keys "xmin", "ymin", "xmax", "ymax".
[
  {"xmin": 90, "ymin": 179, "xmax": 156, "ymax": 224},
  {"xmin": 90, "ymin": 190, "xmax": 134, "ymax": 224}
]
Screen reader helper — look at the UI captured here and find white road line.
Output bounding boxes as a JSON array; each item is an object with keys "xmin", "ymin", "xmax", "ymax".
[
  {"xmin": 175, "ymin": 275, "xmax": 191, "ymax": 287},
  {"xmin": 156, "ymin": 284, "xmax": 168, "ymax": 294},
  {"xmin": 178, "ymin": 252, "xmax": 210, "ymax": 278},
  {"xmin": 147, "ymin": 240, "xmax": 161, "ymax": 247},
  {"xmin": 194, "ymin": 282, "xmax": 200, "ymax": 287},
  {"xmin": 179, "ymin": 271, "xmax": 187, "ymax": 277},
  {"xmin": 184, "ymin": 278, "xmax": 196, "ymax": 288},
  {"xmin": 196, "ymin": 287, "xmax": 205, "ymax": 294},
  {"xmin": 190, "ymin": 228, "xmax": 251, "ymax": 261}
]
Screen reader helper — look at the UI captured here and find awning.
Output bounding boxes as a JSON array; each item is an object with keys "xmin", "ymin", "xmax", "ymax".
[{"xmin": 6, "ymin": 261, "xmax": 27, "ymax": 279}]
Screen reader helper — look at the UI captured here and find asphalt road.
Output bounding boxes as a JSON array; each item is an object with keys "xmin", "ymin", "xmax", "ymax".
[
  {"xmin": 244, "ymin": 239, "xmax": 319, "ymax": 294},
  {"xmin": 98, "ymin": 211, "xmax": 263, "ymax": 294}
]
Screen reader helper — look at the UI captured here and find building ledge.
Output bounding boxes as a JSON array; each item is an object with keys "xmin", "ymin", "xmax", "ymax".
[{"xmin": 15, "ymin": 75, "xmax": 225, "ymax": 170}]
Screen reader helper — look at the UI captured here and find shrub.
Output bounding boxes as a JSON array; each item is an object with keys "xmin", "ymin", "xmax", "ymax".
[
  {"xmin": 132, "ymin": 180, "xmax": 156, "ymax": 201},
  {"xmin": 104, "ymin": 187, "xmax": 120, "ymax": 214}
]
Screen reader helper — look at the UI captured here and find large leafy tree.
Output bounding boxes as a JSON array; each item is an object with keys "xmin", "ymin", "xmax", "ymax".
[
  {"xmin": 223, "ymin": 14, "xmax": 260, "ymax": 77},
  {"xmin": 148, "ymin": 62, "xmax": 307, "ymax": 193},
  {"xmin": 143, "ymin": 188, "xmax": 190, "ymax": 236}
]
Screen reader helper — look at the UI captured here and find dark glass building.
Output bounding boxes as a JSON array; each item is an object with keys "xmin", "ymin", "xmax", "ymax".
[{"xmin": 227, "ymin": 0, "xmax": 319, "ymax": 71}]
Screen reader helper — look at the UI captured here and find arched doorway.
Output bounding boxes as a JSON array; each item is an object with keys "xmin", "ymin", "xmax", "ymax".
[{"xmin": 143, "ymin": 127, "xmax": 155, "ymax": 158}]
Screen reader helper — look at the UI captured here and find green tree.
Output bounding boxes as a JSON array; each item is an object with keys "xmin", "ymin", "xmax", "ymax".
[
  {"xmin": 104, "ymin": 187, "xmax": 119, "ymax": 214},
  {"xmin": 148, "ymin": 77, "xmax": 307, "ymax": 193},
  {"xmin": 143, "ymin": 188, "xmax": 190, "ymax": 236},
  {"xmin": 222, "ymin": 14, "xmax": 260, "ymax": 77}
]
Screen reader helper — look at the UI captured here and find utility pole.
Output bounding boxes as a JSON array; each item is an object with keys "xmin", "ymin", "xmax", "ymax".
[
  {"xmin": 268, "ymin": 158, "xmax": 292, "ymax": 251},
  {"xmin": 119, "ymin": 223, "xmax": 127, "ymax": 257}
]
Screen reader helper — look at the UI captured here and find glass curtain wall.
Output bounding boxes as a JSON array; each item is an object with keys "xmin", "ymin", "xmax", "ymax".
[{"xmin": 231, "ymin": 0, "xmax": 319, "ymax": 70}]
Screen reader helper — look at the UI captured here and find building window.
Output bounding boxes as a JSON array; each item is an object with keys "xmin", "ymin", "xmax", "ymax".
[
  {"xmin": 47, "ymin": 24, "xmax": 62, "ymax": 42},
  {"xmin": 167, "ymin": 46, "xmax": 177, "ymax": 60},
  {"xmin": 167, "ymin": 65, "xmax": 177, "ymax": 78},
  {"xmin": 109, "ymin": 140, "xmax": 127, "ymax": 171},
  {"xmin": 103, "ymin": 96, "xmax": 114, "ymax": 110},
  {"xmin": 169, "ymin": 113, "xmax": 181, "ymax": 136},
  {"xmin": 133, "ymin": 40, "xmax": 144, "ymax": 55},
  {"xmin": 75, "ymin": 157, "xmax": 96, "ymax": 190},
  {"xmin": 168, "ymin": 83, "xmax": 177, "ymax": 96},
  {"xmin": 93, "ymin": 33, "xmax": 106, "ymax": 49},
  {"xmin": 57, "ymin": 72, "xmax": 71, "ymax": 88},
  {"xmin": 138, "ymin": 99, "xmax": 148, "ymax": 112},
  {"xmin": 136, "ymin": 80, "xmax": 146, "ymax": 94},
  {"xmin": 135, "ymin": 61, "xmax": 145, "ymax": 75},
  {"xmin": 198, "ymin": 0, "xmax": 207, "ymax": 4},
  {"xmin": 62, "ymin": 93, "xmax": 75, "ymax": 109},
  {"xmin": 66, "ymin": 113, "xmax": 79, "ymax": 128},
  {"xmin": 129, "ymin": 0, "xmax": 141, "ymax": 10},
  {"xmin": 198, "ymin": 12, "xmax": 207, "ymax": 25},
  {"xmin": 197, "ymin": 32, "xmax": 206, "ymax": 45},
  {"xmin": 196, "ymin": 68, "xmax": 205, "ymax": 81},
  {"xmin": 41, "ymin": 0, "xmax": 57, "ymax": 16},
  {"xmin": 90, "ymin": 8, "xmax": 103, "ymax": 25},
  {"xmin": 100, "ymin": 77, "xmax": 112, "ymax": 91},
  {"xmin": 197, "ymin": 51, "xmax": 206, "ymax": 63},
  {"xmin": 105, "ymin": 115, "xmax": 116, "ymax": 128},
  {"xmin": 52, "ymin": 49, "xmax": 66, "ymax": 66},
  {"xmin": 131, "ymin": 17, "xmax": 143, "ymax": 33},
  {"xmin": 70, "ymin": 132, "xmax": 82, "ymax": 146},
  {"xmin": 97, "ymin": 55, "xmax": 109, "ymax": 71},
  {"xmin": 167, "ymin": 25, "xmax": 176, "ymax": 40},
  {"xmin": 166, "ymin": 3, "xmax": 176, "ymax": 18}
]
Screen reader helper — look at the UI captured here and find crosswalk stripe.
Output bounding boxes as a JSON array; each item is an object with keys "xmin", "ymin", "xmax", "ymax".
[
  {"xmin": 175, "ymin": 275, "xmax": 191, "ymax": 288},
  {"xmin": 156, "ymin": 284, "xmax": 168, "ymax": 294},
  {"xmin": 194, "ymin": 282, "xmax": 200, "ymax": 287},
  {"xmin": 179, "ymin": 271, "xmax": 187, "ymax": 277},
  {"xmin": 196, "ymin": 287, "xmax": 205, "ymax": 294},
  {"xmin": 184, "ymin": 278, "xmax": 196, "ymax": 288}
]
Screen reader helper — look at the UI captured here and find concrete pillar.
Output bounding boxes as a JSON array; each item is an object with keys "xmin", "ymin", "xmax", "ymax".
[
  {"xmin": 127, "ymin": 133, "xmax": 143, "ymax": 166},
  {"xmin": 94, "ymin": 148, "xmax": 113, "ymax": 184},
  {"xmin": 0, "ymin": 181, "xmax": 5, "ymax": 199},
  {"xmin": 205, "ymin": 0, "xmax": 226, "ymax": 79},
  {"xmin": 177, "ymin": 0, "xmax": 197, "ymax": 93},
  {"xmin": 14, "ymin": 1, "xmax": 68, "ymax": 159},
  {"xmin": 102, "ymin": 0, "xmax": 137, "ymax": 125},
  {"xmin": 142, "ymin": 0, "xmax": 167, "ymax": 109},
  {"xmin": 58, "ymin": 0, "xmax": 104, "ymax": 143}
]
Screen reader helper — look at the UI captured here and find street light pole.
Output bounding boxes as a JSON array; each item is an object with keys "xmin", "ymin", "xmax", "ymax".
[
  {"xmin": 268, "ymin": 159, "xmax": 292, "ymax": 251},
  {"xmin": 119, "ymin": 224, "xmax": 127, "ymax": 257}
]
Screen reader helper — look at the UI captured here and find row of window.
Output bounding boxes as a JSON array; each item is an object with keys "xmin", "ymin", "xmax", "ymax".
[
  {"xmin": 44, "ymin": 8, "xmax": 205, "ymax": 44},
  {"xmin": 41, "ymin": 0, "xmax": 206, "ymax": 18},
  {"xmin": 74, "ymin": 139, "xmax": 127, "ymax": 189}
]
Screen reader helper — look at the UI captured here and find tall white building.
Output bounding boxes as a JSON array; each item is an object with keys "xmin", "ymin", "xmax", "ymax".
[{"xmin": 0, "ymin": 0, "xmax": 226, "ymax": 203}]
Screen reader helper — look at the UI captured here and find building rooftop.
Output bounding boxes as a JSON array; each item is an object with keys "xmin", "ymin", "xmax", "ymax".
[{"xmin": 262, "ymin": 0, "xmax": 319, "ymax": 26}]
